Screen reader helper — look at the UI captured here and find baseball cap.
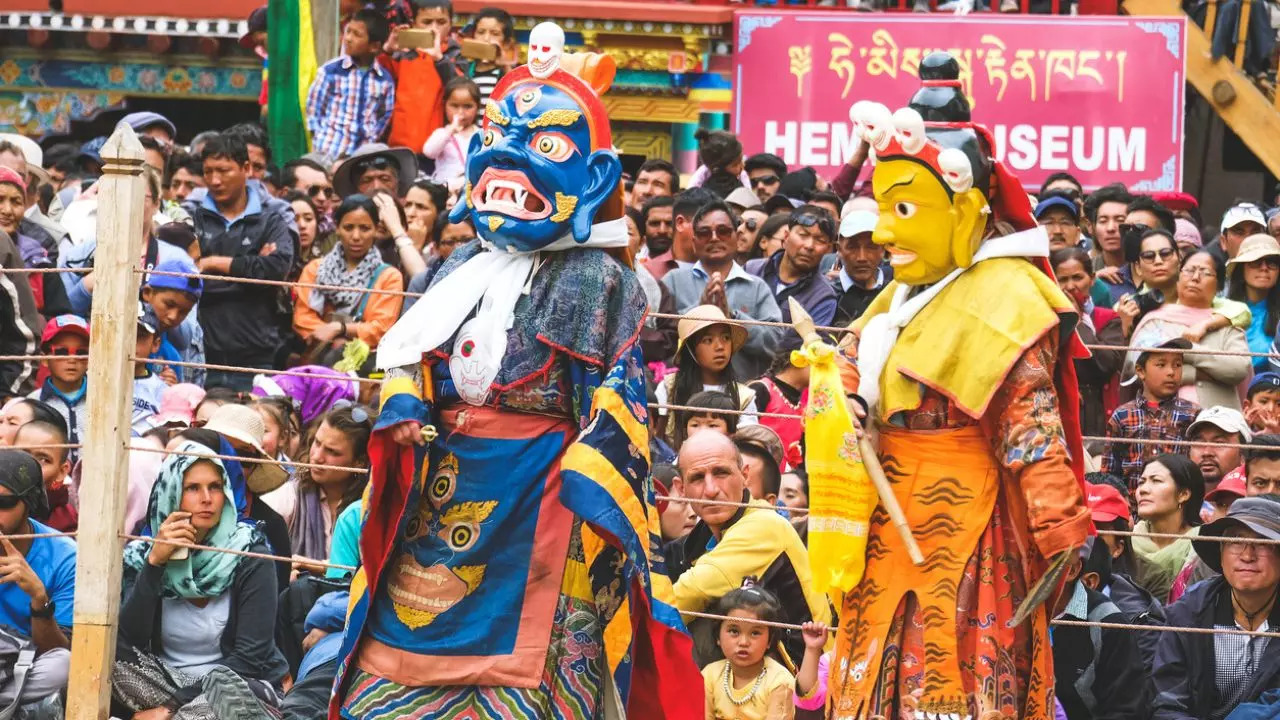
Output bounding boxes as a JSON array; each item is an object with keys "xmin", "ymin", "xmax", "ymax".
[
  {"xmin": 839, "ymin": 210, "xmax": 878, "ymax": 239},
  {"xmin": 1086, "ymin": 482, "xmax": 1131, "ymax": 524},
  {"xmin": 1205, "ymin": 466, "xmax": 1247, "ymax": 503},
  {"xmin": 1248, "ymin": 372, "xmax": 1280, "ymax": 397},
  {"xmin": 1220, "ymin": 202, "xmax": 1266, "ymax": 234},
  {"xmin": 1186, "ymin": 406, "xmax": 1253, "ymax": 443},
  {"xmin": 41, "ymin": 315, "xmax": 90, "ymax": 346},
  {"xmin": 121, "ymin": 111, "xmax": 177, "ymax": 141},
  {"xmin": 1119, "ymin": 336, "xmax": 1193, "ymax": 387},
  {"xmin": 144, "ymin": 256, "xmax": 203, "ymax": 299},
  {"xmin": 1034, "ymin": 195, "xmax": 1079, "ymax": 220},
  {"xmin": 137, "ymin": 302, "xmax": 158, "ymax": 336},
  {"xmin": 239, "ymin": 6, "xmax": 268, "ymax": 50}
]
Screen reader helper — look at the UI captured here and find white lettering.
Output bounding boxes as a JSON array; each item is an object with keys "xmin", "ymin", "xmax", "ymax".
[
  {"xmin": 1072, "ymin": 126, "xmax": 1105, "ymax": 171},
  {"xmin": 1108, "ymin": 127, "xmax": 1145, "ymax": 172},
  {"xmin": 1008, "ymin": 125, "xmax": 1038, "ymax": 171},
  {"xmin": 1040, "ymin": 125, "xmax": 1069, "ymax": 171},
  {"xmin": 799, "ymin": 121, "xmax": 829, "ymax": 167},
  {"xmin": 829, "ymin": 122, "xmax": 859, "ymax": 166},
  {"xmin": 764, "ymin": 121, "xmax": 797, "ymax": 166}
]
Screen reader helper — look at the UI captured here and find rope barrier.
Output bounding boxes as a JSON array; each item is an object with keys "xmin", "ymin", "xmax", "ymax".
[
  {"xmin": 135, "ymin": 357, "xmax": 384, "ymax": 385},
  {"xmin": 128, "ymin": 443, "xmax": 368, "ymax": 475},
  {"xmin": 117, "ymin": 533, "xmax": 356, "ymax": 573}
]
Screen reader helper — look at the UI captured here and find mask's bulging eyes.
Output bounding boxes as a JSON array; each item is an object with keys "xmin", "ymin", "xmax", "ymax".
[
  {"xmin": 530, "ymin": 132, "xmax": 575, "ymax": 162},
  {"xmin": 894, "ymin": 201, "xmax": 916, "ymax": 219}
]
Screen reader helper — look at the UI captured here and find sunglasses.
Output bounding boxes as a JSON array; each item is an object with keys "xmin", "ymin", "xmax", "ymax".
[
  {"xmin": 740, "ymin": 218, "xmax": 759, "ymax": 232},
  {"xmin": 45, "ymin": 346, "xmax": 87, "ymax": 357},
  {"xmin": 307, "ymin": 185, "xmax": 336, "ymax": 199},
  {"xmin": 1249, "ymin": 257, "xmax": 1280, "ymax": 270},
  {"xmin": 694, "ymin": 224, "xmax": 735, "ymax": 241},
  {"xmin": 0, "ymin": 496, "xmax": 24, "ymax": 510},
  {"xmin": 357, "ymin": 157, "xmax": 395, "ymax": 174},
  {"xmin": 1138, "ymin": 247, "xmax": 1177, "ymax": 263},
  {"xmin": 1119, "ymin": 222, "xmax": 1150, "ymax": 238},
  {"xmin": 750, "ymin": 175, "xmax": 780, "ymax": 187},
  {"xmin": 791, "ymin": 212, "xmax": 835, "ymax": 239}
]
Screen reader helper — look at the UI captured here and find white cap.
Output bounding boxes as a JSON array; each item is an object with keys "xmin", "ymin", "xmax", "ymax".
[
  {"xmin": 1186, "ymin": 406, "xmax": 1253, "ymax": 443},
  {"xmin": 1221, "ymin": 203, "xmax": 1266, "ymax": 233},
  {"xmin": 839, "ymin": 210, "xmax": 878, "ymax": 238}
]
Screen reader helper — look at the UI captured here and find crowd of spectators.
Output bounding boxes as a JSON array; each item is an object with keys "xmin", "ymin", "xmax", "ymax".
[{"xmin": 0, "ymin": 0, "xmax": 1277, "ymax": 718}]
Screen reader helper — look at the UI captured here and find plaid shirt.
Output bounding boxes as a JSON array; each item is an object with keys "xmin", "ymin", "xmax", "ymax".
[
  {"xmin": 306, "ymin": 54, "xmax": 395, "ymax": 160},
  {"xmin": 1101, "ymin": 395, "xmax": 1200, "ymax": 488}
]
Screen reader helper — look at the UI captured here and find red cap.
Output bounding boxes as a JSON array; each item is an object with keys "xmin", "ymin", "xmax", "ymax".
[
  {"xmin": 1206, "ymin": 466, "xmax": 1247, "ymax": 503},
  {"xmin": 1086, "ymin": 482, "xmax": 1130, "ymax": 523},
  {"xmin": 40, "ymin": 315, "xmax": 89, "ymax": 346}
]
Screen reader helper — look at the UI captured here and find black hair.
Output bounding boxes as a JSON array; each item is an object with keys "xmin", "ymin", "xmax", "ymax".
[
  {"xmin": 195, "ymin": 387, "xmax": 251, "ymax": 414},
  {"xmin": 224, "ymin": 122, "xmax": 271, "ymax": 163},
  {"xmin": 714, "ymin": 584, "xmax": 786, "ymax": 649},
  {"xmin": 1039, "ymin": 171, "xmax": 1082, "ymax": 197},
  {"xmin": 675, "ymin": 187, "xmax": 720, "ymax": 224},
  {"xmin": 637, "ymin": 159, "xmax": 680, "ymax": 194},
  {"xmin": 350, "ymin": 8, "xmax": 391, "ymax": 46},
  {"xmin": 281, "ymin": 158, "xmax": 329, "ymax": 189},
  {"xmin": 1125, "ymin": 227, "xmax": 1179, "ymax": 266},
  {"xmin": 283, "ymin": 190, "xmax": 319, "ymax": 221},
  {"xmin": 443, "ymin": 75, "xmax": 482, "ymax": 110},
  {"xmin": 138, "ymin": 134, "xmax": 167, "ymax": 158},
  {"xmin": 1144, "ymin": 453, "xmax": 1205, "ymax": 528},
  {"xmin": 785, "ymin": 467, "xmax": 809, "ymax": 500},
  {"xmin": 472, "ymin": 7, "xmax": 514, "ymax": 41},
  {"xmin": 690, "ymin": 199, "xmax": 737, "ymax": 230},
  {"xmin": 1093, "ymin": 517, "xmax": 1137, "ymax": 578},
  {"xmin": 1246, "ymin": 434, "xmax": 1280, "ymax": 473},
  {"xmin": 164, "ymin": 149, "xmax": 202, "ymax": 186},
  {"xmin": 198, "ymin": 133, "xmax": 249, "ymax": 166},
  {"xmin": 155, "ymin": 222, "xmax": 199, "ymax": 253},
  {"xmin": 409, "ymin": 179, "xmax": 449, "ymax": 243},
  {"xmin": 673, "ymin": 390, "xmax": 739, "ymax": 450},
  {"xmin": 652, "ymin": 462, "xmax": 679, "ymax": 490},
  {"xmin": 410, "ymin": 0, "xmax": 453, "ymax": 15},
  {"xmin": 735, "ymin": 439, "xmax": 781, "ymax": 498},
  {"xmin": 640, "ymin": 195, "xmax": 675, "ymax": 228},
  {"xmin": 175, "ymin": 427, "xmax": 222, "ymax": 453},
  {"xmin": 1050, "ymin": 246, "xmax": 1094, "ymax": 277},
  {"xmin": 1083, "ymin": 183, "xmax": 1133, "ymax": 225},
  {"xmin": 1229, "ymin": 252, "xmax": 1280, "ymax": 337},
  {"xmin": 1184, "ymin": 249, "xmax": 1226, "ymax": 292},
  {"xmin": 14, "ymin": 420, "xmax": 68, "ymax": 463},
  {"xmin": 754, "ymin": 213, "xmax": 793, "ymax": 259},
  {"xmin": 744, "ymin": 152, "xmax": 787, "ymax": 179},
  {"xmin": 252, "ymin": 396, "xmax": 302, "ymax": 461},
  {"xmin": 1126, "ymin": 195, "xmax": 1176, "ymax": 234},
  {"xmin": 807, "ymin": 191, "xmax": 842, "ymax": 217},
  {"xmin": 778, "ymin": 168, "xmax": 818, "ymax": 202},
  {"xmin": 790, "ymin": 203, "xmax": 837, "ymax": 242},
  {"xmin": 13, "ymin": 400, "xmax": 67, "ymax": 438},
  {"xmin": 703, "ymin": 172, "xmax": 746, "ymax": 202},
  {"xmin": 693, "ymin": 128, "xmax": 743, "ymax": 174},
  {"xmin": 1080, "ymin": 535, "xmax": 1115, "ymax": 588},
  {"xmin": 333, "ymin": 193, "xmax": 381, "ymax": 227}
]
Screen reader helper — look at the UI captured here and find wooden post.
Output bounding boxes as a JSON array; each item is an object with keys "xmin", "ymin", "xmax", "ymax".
[{"xmin": 65, "ymin": 123, "xmax": 146, "ymax": 720}]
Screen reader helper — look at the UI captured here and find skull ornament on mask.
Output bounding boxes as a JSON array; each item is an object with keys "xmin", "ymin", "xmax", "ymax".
[{"xmin": 527, "ymin": 22, "xmax": 564, "ymax": 79}]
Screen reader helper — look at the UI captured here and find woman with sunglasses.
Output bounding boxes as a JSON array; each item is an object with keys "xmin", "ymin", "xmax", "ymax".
[
  {"xmin": 1226, "ymin": 234, "xmax": 1280, "ymax": 373},
  {"xmin": 735, "ymin": 208, "xmax": 769, "ymax": 265},
  {"xmin": 752, "ymin": 213, "xmax": 792, "ymax": 263}
]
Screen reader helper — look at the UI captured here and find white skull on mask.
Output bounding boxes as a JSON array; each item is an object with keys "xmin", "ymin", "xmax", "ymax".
[{"xmin": 527, "ymin": 22, "xmax": 565, "ymax": 79}]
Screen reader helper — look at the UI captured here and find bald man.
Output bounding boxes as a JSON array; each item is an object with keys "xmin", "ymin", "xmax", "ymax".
[{"xmin": 671, "ymin": 432, "xmax": 828, "ymax": 666}]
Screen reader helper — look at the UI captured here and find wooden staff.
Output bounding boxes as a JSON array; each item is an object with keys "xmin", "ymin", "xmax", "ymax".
[{"xmin": 789, "ymin": 299, "xmax": 923, "ymax": 565}]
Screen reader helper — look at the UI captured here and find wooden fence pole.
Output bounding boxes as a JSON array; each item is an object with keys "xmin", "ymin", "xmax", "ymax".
[{"xmin": 65, "ymin": 123, "xmax": 146, "ymax": 720}]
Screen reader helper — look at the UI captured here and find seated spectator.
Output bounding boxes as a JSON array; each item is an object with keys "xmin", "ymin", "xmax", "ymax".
[
  {"xmin": 1152, "ymin": 495, "xmax": 1280, "ymax": 719},
  {"xmin": 251, "ymin": 366, "xmax": 357, "ymax": 427},
  {"xmin": 1051, "ymin": 538, "xmax": 1145, "ymax": 720},
  {"xmin": 779, "ymin": 469, "xmax": 809, "ymax": 519},
  {"xmin": 1245, "ymin": 433, "xmax": 1280, "ymax": 497},
  {"xmin": 673, "ymin": 390, "xmax": 740, "ymax": 451},
  {"xmin": 1132, "ymin": 453, "xmax": 1205, "ymax": 602},
  {"xmin": 700, "ymin": 586, "xmax": 796, "ymax": 719},
  {"xmin": 663, "ymin": 201, "xmax": 783, "ymax": 380},
  {"xmin": 654, "ymin": 464, "xmax": 697, "ymax": 546},
  {"xmin": 1052, "ymin": 247, "xmax": 1124, "ymax": 443},
  {"xmin": 133, "ymin": 306, "xmax": 167, "ymax": 436},
  {"xmin": 1186, "ymin": 406, "xmax": 1250, "ymax": 494},
  {"xmin": 1244, "ymin": 373, "xmax": 1280, "ymax": 434},
  {"xmin": 13, "ymin": 421, "xmax": 74, "ymax": 532},
  {"xmin": 306, "ymin": 9, "xmax": 395, "ymax": 161},
  {"xmin": 0, "ymin": 400, "xmax": 64, "ymax": 448},
  {"xmin": 289, "ymin": 405, "xmax": 372, "ymax": 565},
  {"xmin": 653, "ymin": 306, "xmax": 757, "ymax": 446},
  {"xmin": 114, "ymin": 442, "xmax": 287, "ymax": 718},
  {"xmin": 252, "ymin": 396, "xmax": 303, "ymax": 523},
  {"xmin": 28, "ymin": 316, "xmax": 89, "ymax": 452},
  {"xmin": 1103, "ymin": 337, "xmax": 1200, "ymax": 488},
  {"xmin": 294, "ymin": 194, "xmax": 404, "ymax": 361},
  {"xmin": 746, "ymin": 205, "xmax": 837, "ymax": 353},
  {"xmin": 0, "ymin": 451, "xmax": 74, "ymax": 718},
  {"xmin": 1225, "ymin": 234, "xmax": 1280, "ymax": 374},
  {"xmin": 830, "ymin": 210, "xmax": 888, "ymax": 326},
  {"xmin": 672, "ymin": 431, "xmax": 829, "ymax": 667}
]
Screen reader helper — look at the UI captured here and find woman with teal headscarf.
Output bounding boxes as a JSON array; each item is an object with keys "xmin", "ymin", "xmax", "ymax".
[{"xmin": 112, "ymin": 441, "xmax": 288, "ymax": 719}]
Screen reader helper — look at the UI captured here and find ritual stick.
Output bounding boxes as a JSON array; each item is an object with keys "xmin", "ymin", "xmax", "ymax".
[{"xmin": 788, "ymin": 298, "xmax": 924, "ymax": 565}]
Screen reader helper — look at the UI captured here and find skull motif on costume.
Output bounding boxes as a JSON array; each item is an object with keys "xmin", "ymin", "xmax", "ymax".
[{"xmin": 526, "ymin": 22, "xmax": 565, "ymax": 79}]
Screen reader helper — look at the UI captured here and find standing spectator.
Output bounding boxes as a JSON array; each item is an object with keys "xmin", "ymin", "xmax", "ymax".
[
  {"xmin": 734, "ymin": 429, "xmax": 782, "ymax": 505},
  {"xmin": 1102, "ymin": 336, "xmax": 1200, "ymax": 488},
  {"xmin": 1152, "ymin": 495, "xmax": 1280, "ymax": 719},
  {"xmin": 1083, "ymin": 184, "xmax": 1133, "ymax": 300},
  {"xmin": 164, "ymin": 151, "xmax": 204, "ymax": 205},
  {"xmin": 672, "ymin": 431, "xmax": 829, "ymax": 667},
  {"xmin": 1244, "ymin": 373, "xmax": 1280, "ymax": 434},
  {"xmin": 114, "ymin": 443, "xmax": 287, "ymax": 719},
  {"xmin": 752, "ymin": 214, "xmax": 792, "ymax": 266},
  {"xmin": 748, "ymin": 354, "xmax": 809, "ymax": 464},
  {"xmin": 1186, "ymin": 406, "xmax": 1250, "ymax": 494},
  {"xmin": 733, "ymin": 202, "xmax": 768, "ymax": 266},
  {"xmin": 646, "ymin": 187, "xmax": 715, "ymax": 282},
  {"xmin": 401, "ymin": 179, "xmax": 446, "ymax": 254},
  {"xmin": 185, "ymin": 133, "xmax": 295, "ymax": 390},
  {"xmin": 287, "ymin": 191, "xmax": 330, "ymax": 266},
  {"xmin": 380, "ymin": 0, "xmax": 462, "ymax": 157},
  {"xmin": 830, "ymin": 210, "xmax": 889, "ymax": 326},
  {"xmin": 1226, "ymin": 234, "xmax": 1280, "ymax": 373},
  {"xmin": 294, "ymin": 194, "xmax": 404, "ymax": 358},
  {"xmin": 332, "ymin": 144, "xmax": 417, "ymax": 199},
  {"xmin": 1132, "ymin": 453, "xmax": 1205, "ymax": 602},
  {"xmin": 224, "ymin": 123, "xmax": 272, "ymax": 182},
  {"xmin": 422, "ymin": 77, "xmax": 480, "ymax": 192},
  {"xmin": 1174, "ymin": 217, "xmax": 1204, "ymax": 260},
  {"xmin": 306, "ymin": 9, "xmax": 396, "ymax": 160},
  {"xmin": 281, "ymin": 158, "xmax": 336, "ymax": 232},
  {"xmin": 0, "ymin": 451, "xmax": 74, "ymax": 716},
  {"xmin": 744, "ymin": 153, "xmax": 787, "ymax": 204},
  {"xmin": 629, "ymin": 159, "xmax": 679, "ymax": 213},
  {"xmin": 662, "ymin": 201, "xmax": 783, "ymax": 380},
  {"xmin": 28, "ymin": 316, "xmax": 88, "ymax": 451},
  {"xmin": 143, "ymin": 254, "xmax": 205, "ymax": 386},
  {"xmin": 132, "ymin": 307, "xmax": 166, "ymax": 436},
  {"xmin": 1210, "ymin": 201, "xmax": 1267, "ymax": 261},
  {"xmin": 640, "ymin": 196, "xmax": 676, "ymax": 267},
  {"xmin": 463, "ymin": 7, "xmax": 515, "ymax": 106},
  {"xmin": 1052, "ymin": 247, "xmax": 1124, "ymax": 442},
  {"xmin": 746, "ymin": 206, "xmax": 837, "ymax": 353}
]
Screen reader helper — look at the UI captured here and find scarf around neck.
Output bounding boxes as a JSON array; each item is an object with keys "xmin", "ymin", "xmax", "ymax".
[{"xmin": 310, "ymin": 243, "xmax": 385, "ymax": 317}]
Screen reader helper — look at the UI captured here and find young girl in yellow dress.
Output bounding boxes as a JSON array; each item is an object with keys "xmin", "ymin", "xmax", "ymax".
[{"xmin": 702, "ymin": 586, "xmax": 806, "ymax": 719}]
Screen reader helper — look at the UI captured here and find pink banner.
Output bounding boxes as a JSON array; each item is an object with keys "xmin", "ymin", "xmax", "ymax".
[{"xmin": 732, "ymin": 12, "xmax": 1186, "ymax": 191}]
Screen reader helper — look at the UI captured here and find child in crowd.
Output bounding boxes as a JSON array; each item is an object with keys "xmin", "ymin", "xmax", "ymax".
[
  {"xmin": 749, "ymin": 353, "xmax": 810, "ymax": 465},
  {"xmin": 143, "ymin": 255, "xmax": 204, "ymax": 385},
  {"xmin": 1244, "ymin": 371, "xmax": 1280, "ymax": 434},
  {"xmin": 254, "ymin": 396, "xmax": 303, "ymax": 525},
  {"xmin": 691, "ymin": 128, "xmax": 749, "ymax": 199},
  {"xmin": 307, "ymin": 9, "xmax": 396, "ymax": 160},
  {"xmin": 675, "ymin": 390, "xmax": 740, "ymax": 450},
  {"xmin": 29, "ymin": 315, "xmax": 89, "ymax": 452},
  {"xmin": 423, "ymin": 76, "xmax": 481, "ymax": 191},
  {"xmin": 702, "ymin": 585, "xmax": 796, "ymax": 720},
  {"xmin": 380, "ymin": 0, "xmax": 463, "ymax": 155},
  {"xmin": 794, "ymin": 620, "xmax": 831, "ymax": 715},
  {"xmin": 14, "ymin": 419, "xmax": 76, "ymax": 531},
  {"xmin": 1101, "ymin": 337, "xmax": 1200, "ymax": 489},
  {"xmin": 464, "ymin": 7, "xmax": 515, "ymax": 106},
  {"xmin": 132, "ymin": 305, "xmax": 167, "ymax": 436},
  {"xmin": 654, "ymin": 305, "xmax": 757, "ymax": 445}
]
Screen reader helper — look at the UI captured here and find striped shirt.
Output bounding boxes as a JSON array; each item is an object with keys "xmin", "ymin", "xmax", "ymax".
[
  {"xmin": 306, "ymin": 54, "xmax": 395, "ymax": 160},
  {"xmin": 469, "ymin": 66, "xmax": 503, "ymax": 107}
]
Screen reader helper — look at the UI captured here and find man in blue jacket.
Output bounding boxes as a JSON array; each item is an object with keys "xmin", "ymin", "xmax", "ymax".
[{"xmin": 745, "ymin": 203, "xmax": 837, "ymax": 352}]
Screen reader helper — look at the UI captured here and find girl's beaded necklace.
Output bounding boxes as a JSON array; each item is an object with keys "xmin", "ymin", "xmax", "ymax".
[{"xmin": 721, "ymin": 661, "xmax": 767, "ymax": 706}]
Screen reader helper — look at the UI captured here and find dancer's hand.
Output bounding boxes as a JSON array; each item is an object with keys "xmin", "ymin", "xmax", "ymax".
[{"xmin": 390, "ymin": 420, "xmax": 424, "ymax": 446}]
